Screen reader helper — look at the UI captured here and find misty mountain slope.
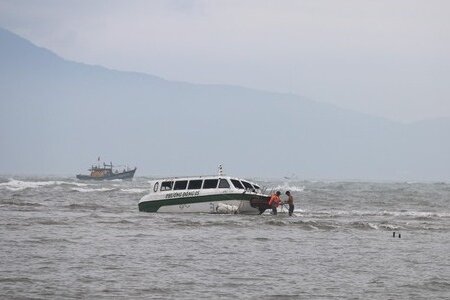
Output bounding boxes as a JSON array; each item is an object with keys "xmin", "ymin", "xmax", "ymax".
[{"xmin": 1, "ymin": 27, "xmax": 449, "ymax": 179}]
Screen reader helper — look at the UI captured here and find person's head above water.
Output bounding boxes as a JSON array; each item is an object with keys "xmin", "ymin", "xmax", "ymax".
[
  {"xmin": 286, "ymin": 191, "xmax": 290, "ymax": 196},
  {"xmin": 276, "ymin": 191, "xmax": 281, "ymax": 196}
]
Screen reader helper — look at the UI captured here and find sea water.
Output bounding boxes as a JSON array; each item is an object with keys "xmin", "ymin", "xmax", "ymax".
[{"xmin": 0, "ymin": 176, "xmax": 449, "ymax": 299}]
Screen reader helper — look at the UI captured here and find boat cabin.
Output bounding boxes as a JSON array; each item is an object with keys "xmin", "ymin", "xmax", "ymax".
[
  {"xmin": 89, "ymin": 163, "xmax": 114, "ymax": 177},
  {"xmin": 150, "ymin": 176, "xmax": 261, "ymax": 194}
]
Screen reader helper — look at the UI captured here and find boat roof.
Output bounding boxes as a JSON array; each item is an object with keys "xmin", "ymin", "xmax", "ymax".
[{"xmin": 152, "ymin": 175, "xmax": 259, "ymax": 184}]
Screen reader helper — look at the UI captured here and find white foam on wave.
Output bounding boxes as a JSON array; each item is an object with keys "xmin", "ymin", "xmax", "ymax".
[
  {"xmin": 71, "ymin": 187, "xmax": 115, "ymax": 193},
  {"xmin": 0, "ymin": 179, "xmax": 92, "ymax": 191},
  {"xmin": 379, "ymin": 223, "xmax": 399, "ymax": 230},
  {"xmin": 268, "ymin": 182, "xmax": 305, "ymax": 192},
  {"xmin": 367, "ymin": 222, "xmax": 379, "ymax": 230},
  {"xmin": 383, "ymin": 210, "xmax": 450, "ymax": 218},
  {"xmin": 310, "ymin": 209, "xmax": 450, "ymax": 219},
  {"xmin": 64, "ymin": 182, "xmax": 89, "ymax": 187},
  {"xmin": 0, "ymin": 179, "xmax": 75, "ymax": 191}
]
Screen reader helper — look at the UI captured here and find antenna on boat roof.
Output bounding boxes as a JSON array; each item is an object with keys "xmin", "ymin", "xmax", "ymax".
[{"xmin": 218, "ymin": 164, "xmax": 224, "ymax": 176}]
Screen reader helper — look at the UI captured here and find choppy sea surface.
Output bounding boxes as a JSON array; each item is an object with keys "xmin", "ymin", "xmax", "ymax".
[{"xmin": 1, "ymin": 176, "xmax": 449, "ymax": 299}]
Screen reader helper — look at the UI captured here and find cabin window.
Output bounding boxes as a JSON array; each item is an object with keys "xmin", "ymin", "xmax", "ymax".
[
  {"xmin": 203, "ymin": 179, "xmax": 218, "ymax": 189},
  {"xmin": 218, "ymin": 179, "xmax": 230, "ymax": 188},
  {"xmin": 241, "ymin": 181, "xmax": 254, "ymax": 190},
  {"xmin": 188, "ymin": 180, "xmax": 203, "ymax": 190},
  {"xmin": 253, "ymin": 184, "xmax": 260, "ymax": 190},
  {"xmin": 230, "ymin": 179, "xmax": 244, "ymax": 189},
  {"xmin": 174, "ymin": 180, "xmax": 188, "ymax": 190},
  {"xmin": 160, "ymin": 181, "xmax": 173, "ymax": 191}
]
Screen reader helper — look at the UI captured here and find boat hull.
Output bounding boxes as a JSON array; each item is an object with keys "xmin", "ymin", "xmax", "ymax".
[
  {"xmin": 139, "ymin": 192, "xmax": 269, "ymax": 214},
  {"xmin": 76, "ymin": 168, "xmax": 136, "ymax": 180}
]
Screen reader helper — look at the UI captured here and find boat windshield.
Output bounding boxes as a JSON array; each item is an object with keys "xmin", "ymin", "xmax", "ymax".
[
  {"xmin": 218, "ymin": 179, "xmax": 230, "ymax": 188},
  {"xmin": 160, "ymin": 181, "xmax": 173, "ymax": 191},
  {"xmin": 230, "ymin": 179, "xmax": 244, "ymax": 189},
  {"xmin": 241, "ymin": 181, "xmax": 255, "ymax": 191}
]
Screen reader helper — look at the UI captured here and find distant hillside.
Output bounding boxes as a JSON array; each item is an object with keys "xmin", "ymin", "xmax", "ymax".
[{"xmin": 1, "ymin": 27, "xmax": 449, "ymax": 180}]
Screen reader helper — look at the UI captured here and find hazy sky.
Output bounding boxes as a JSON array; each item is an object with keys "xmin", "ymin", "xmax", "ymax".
[{"xmin": 1, "ymin": 0, "xmax": 449, "ymax": 122}]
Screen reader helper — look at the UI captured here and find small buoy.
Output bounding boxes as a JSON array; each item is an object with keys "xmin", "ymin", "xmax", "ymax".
[
  {"xmin": 393, "ymin": 231, "xmax": 396, "ymax": 237},
  {"xmin": 399, "ymin": 233, "xmax": 401, "ymax": 238}
]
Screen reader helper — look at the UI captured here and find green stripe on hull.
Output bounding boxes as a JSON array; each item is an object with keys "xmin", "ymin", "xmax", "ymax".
[{"xmin": 138, "ymin": 193, "xmax": 267, "ymax": 212}]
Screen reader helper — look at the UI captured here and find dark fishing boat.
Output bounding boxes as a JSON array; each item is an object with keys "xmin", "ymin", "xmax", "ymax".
[{"xmin": 76, "ymin": 162, "xmax": 136, "ymax": 180}]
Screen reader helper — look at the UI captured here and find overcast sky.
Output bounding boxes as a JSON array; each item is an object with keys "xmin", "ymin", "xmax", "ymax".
[{"xmin": 1, "ymin": 0, "xmax": 449, "ymax": 122}]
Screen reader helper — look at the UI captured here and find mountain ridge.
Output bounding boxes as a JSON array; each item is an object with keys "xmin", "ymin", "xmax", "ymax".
[{"xmin": 1, "ymin": 27, "xmax": 449, "ymax": 180}]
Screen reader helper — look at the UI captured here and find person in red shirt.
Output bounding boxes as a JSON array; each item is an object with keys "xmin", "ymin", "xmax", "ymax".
[{"xmin": 268, "ymin": 191, "xmax": 281, "ymax": 215}]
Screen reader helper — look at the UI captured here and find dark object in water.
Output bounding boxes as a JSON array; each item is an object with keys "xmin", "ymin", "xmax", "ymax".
[
  {"xmin": 250, "ymin": 196, "xmax": 272, "ymax": 214},
  {"xmin": 76, "ymin": 162, "xmax": 136, "ymax": 180}
]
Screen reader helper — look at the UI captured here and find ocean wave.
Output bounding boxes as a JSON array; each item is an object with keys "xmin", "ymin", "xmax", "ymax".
[
  {"xmin": 262, "ymin": 218, "xmax": 397, "ymax": 231},
  {"xmin": 0, "ymin": 179, "xmax": 59, "ymax": 191},
  {"xmin": 347, "ymin": 221, "xmax": 402, "ymax": 231},
  {"xmin": 97, "ymin": 219, "xmax": 134, "ymax": 224},
  {"xmin": 0, "ymin": 179, "xmax": 88, "ymax": 191},
  {"xmin": 290, "ymin": 220, "xmax": 337, "ymax": 230},
  {"xmin": 67, "ymin": 203, "xmax": 107, "ymax": 210},
  {"xmin": 308, "ymin": 209, "xmax": 450, "ymax": 219},
  {"xmin": 119, "ymin": 188, "xmax": 148, "ymax": 194},
  {"xmin": 61, "ymin": 182, "xmax": 89, "ymax": 187},
  {"xmin": 267, "ymin": 183, "xmax": 305, "ymax": 192},
  {"xmin": 349, "ymin": 221, "xmax": 379, "ymax": 230},
  {"xmin": 423, "ymin": 278, "xmax": 450, "ymax": 291},
  {"xmin": 169, "ymin": 219, "xmax": 204, "ymax": 227},
  {"xmin": 28, "ymin": 237, "xmax": 76, "ymax": 244},
  {"xmin": 253, "ymin": 237, "xmax": 270, "ymax": 241},
  {"xmin": 0, "ymin": 277, "xmax": 33, "ymax": 283},
  {"xmin": 261, "ymin": 218, "xmax": 336, "ymax": 230},
  {"xmin": 0, "ymin": 200, "xmax": 43, "ymax": 207},
  {"xmin": 36, "ymin": 220, "xmax": 68, "ymax": 226},
  {"xmin": 379, "ymin": 223, "xmax": 399, "ymax": 230},
  {"xmin": 71, "ymin": 187, "xmax": 115, "ymax": 193},
  {"xmin": 310, "ymin": 210, "xmax": 371, "ymax": 218},
  {"xmin": 381, "ymin": 210, "xmax": 450, "ymax": 218}
]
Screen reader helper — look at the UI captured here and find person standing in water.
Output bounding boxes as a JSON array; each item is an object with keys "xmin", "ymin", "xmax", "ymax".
[
  {"xmin": 285, "ymin": 191, "xmax": 294, "ymax": 216},
  {"xmin": 269, "ymin": 191, "xmax": 281, "ymax": 215}
]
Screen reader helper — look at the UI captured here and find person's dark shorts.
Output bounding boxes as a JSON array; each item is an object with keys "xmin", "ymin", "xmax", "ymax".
[
  {"xmin": 271, "ymin": 204, "xmax": 277, "ymax": 215},
  {"xmin": 288, "ymin": 204, "xmax": 294, "ymax": 215}
]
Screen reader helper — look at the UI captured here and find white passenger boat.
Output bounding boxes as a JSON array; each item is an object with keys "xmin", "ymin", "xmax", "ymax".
[{"xmin": 139, "ymin": 167, "xmax": 271, "ymax": 214}]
